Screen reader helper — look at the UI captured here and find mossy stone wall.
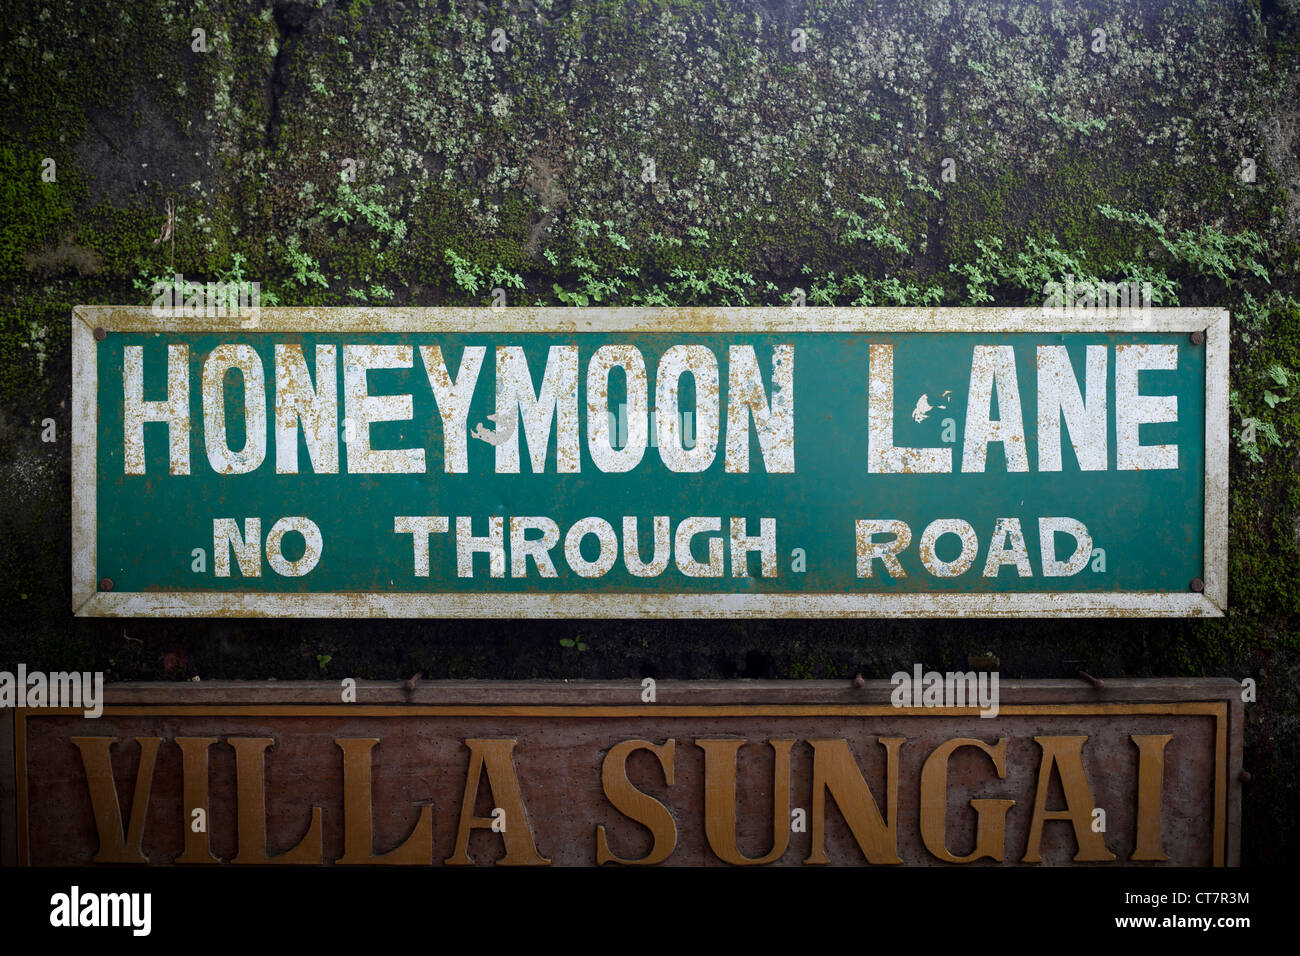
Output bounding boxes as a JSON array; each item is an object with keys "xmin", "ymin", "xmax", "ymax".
[{"xmin": 2, "ymin": 0, "xmax": 1298, "ymax": 862}]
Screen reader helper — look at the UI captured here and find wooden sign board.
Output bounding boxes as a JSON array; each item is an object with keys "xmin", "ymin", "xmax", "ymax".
[{"xmin": 1, "ymin": 679, "xmax": 1243, "ymax": 866}]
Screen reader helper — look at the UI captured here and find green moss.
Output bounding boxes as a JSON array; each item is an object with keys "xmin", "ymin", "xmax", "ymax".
[{"xmin": 0, "ymin": 147, "xmax": 79, "ymax": 278}]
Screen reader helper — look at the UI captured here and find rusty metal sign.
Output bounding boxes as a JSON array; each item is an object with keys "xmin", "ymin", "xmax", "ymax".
[
  {"xmin": 70, "ymin": 306, "xmax": 1228, "ymax": 618},
  {"xmin": 0, "ymin": 679, "xmax": 1242, "ymax": 866}
]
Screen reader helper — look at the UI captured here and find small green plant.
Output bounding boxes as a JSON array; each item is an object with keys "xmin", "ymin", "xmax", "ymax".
[
  {"xmin": 1231, "ymin": 390, "xmax": 1282, "ymax": 465},
  {"xmin": 949, "ymin": 237, "xmax": 1010, "ymax": 304},
  {"xmin": 553, "ymin": 283, "xmax": 590, "ymax": 306},
  {"xmin": 218, "ymin": 252, "xmax": 281, "ymax": 306},
  {"xmin": 322, "ymin": 181, "xmax": 407, "ymax": 247},
  {"xmin": 133, "ymin": 252, "xmax": 281, "ymax": 308},
  {"xmin": 899, "ymin": 162, "xmax": 942, "ymax": 200},
  {"xmin": 490, "ymin": 264, "xmax": 525, "ymax": 293},
  {"xmin": 282, "ymin": 236, "xmax": 328, "ymax": 288},
  {"xmin": 945, "ymin": 232, "xmax": 1183, "ymax": 308},
  {"xmin": 1047, "ymin": 110, "xmax": 1107, "ymax": 135},
  {"xmin": 1264, "ymin": 363, "xmax": 1294, "ymax": 409},
  {"xmin": 787, "ymin": 657, "xmax": 818, "ymax": 679},
  {"xmin": 1097, "ymin": 205, "xmax": 1271, "ymax": 286},
  {"xmin": 559, "ymin": 637, "xmax": 588, "ymax": 651},
  {"xmin": 445, "ymin": 248, "xmax": 484, "ymax": 295},
  {"xmin": 555, "ymin": 252, "xmax": 624, "ymax": 305},
  {"xmin": 444, "ymin": 250, "xmax": 527, "ymax": 302},
  {"xmin": 571, "ymin": 216, "xmax": 601, "ymax": 246},
  {"xmin": 811, "ymin": 271, "xmax": 943, "ymax": 307},
  {"xmin": 316, "ymin": 653, "xmax": 332, "ymax": 672},
  {"xmin": 1232, "ymin": 364, "xmax": 1295, "ymax": 463},
  {"xmin": 685, "ymin": 225, "xmax": 711, "ymax": 249},
  {"xmin": 833, "ymin": 193, "xmax": 908, "ymax": 254}
]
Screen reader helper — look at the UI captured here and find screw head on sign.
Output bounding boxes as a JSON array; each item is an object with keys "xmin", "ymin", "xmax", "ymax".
[
  {"xmin": 1190, "ymin": 578, "xmax": 1205, "ymax": 592},
  {"xmin": 93, "ymin": 327, "xmax": 107, "ymax": 341},
  {"xmin": 1190, "ymin": 330, "xmax": 1205, "ymax": 345},
  {"xmin": 99, "ymin": 577, "xmax": 114, "ymax": 591}
]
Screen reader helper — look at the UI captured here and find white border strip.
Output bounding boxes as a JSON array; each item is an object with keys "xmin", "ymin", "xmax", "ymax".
[
  {"xmin": 76, "ymin": 591, "xmax": 1223, "ymax": 618},
  {"xmin": 79, "ymin": 305, "xmax": 1224, "ymax": 334},
  {"xmin": 71, "ymin": 307, "xmax": 1228, "ymax": 619},
  {"xmin": 71, "ymin": 309, "xmax": 98, "ymax": 615},
  {"xmin": 1203, "ymin": 310, "xmax": 1230, "ymax": 611}
]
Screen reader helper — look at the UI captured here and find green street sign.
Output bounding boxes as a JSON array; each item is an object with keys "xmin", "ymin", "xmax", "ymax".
[{"xmin": 72, "ymin": 307, "xmax": 1227, "ymax": 618}]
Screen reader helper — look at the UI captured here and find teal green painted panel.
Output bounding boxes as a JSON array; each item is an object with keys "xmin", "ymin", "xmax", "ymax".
[{"xmin": 86, "ymin": 323, "xmax": 1213, "ymax": 614}]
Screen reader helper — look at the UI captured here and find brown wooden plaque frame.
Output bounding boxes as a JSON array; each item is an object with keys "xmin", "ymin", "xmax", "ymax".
[{"xmin": 2, "ymin": 678, "xmax": 1243, "ymax": 866}]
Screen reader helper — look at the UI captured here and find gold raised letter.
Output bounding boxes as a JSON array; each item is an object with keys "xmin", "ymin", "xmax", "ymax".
[
  {"xmin": 596, "ymin": 738, "xmax": 677, "ymax": 865},
  {"xmin": 229, "ymin": 737, "xmax": 324, "ymax": 864},
  {"xmin": 71, "ymin": 737, "xmax": 161, "ymax": 864},
  {"xmin": 445, "ymin": 738, "xmax": 549, "ymax": 866},
  {"xmin": 337, "ymin": 738, "xmax": 433, "ymax": 864},
  {"xmin": 1022, "ymin": 735, "xmax": 1116, "ymax": 863},
  {"xmin": 805, "ymin": 737, "xmax": 904, "ymax": 865},
  {"xmin": 919, "ymin": 737, "xmax": 1015, "ymax": 863},
  {"xmin": 697, "ymin": 738, "xmax": 794, "ymax": 865},
  {"xmin": 175, "ymin": 737, "xmax": 219, "ymax": 864},
  {"xmin": 1131, "ymin": 734, "xmax": 1173, "ymax": 862}
]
